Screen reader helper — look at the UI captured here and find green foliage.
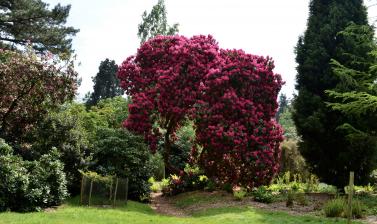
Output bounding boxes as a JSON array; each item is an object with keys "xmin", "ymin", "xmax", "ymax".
[
  {"xmin": 164, "ymin": 165, "xmax": 209, "ymax": 195},
  {"xmin": 91, "ymin": 128, "xmax": 153, "ymax": 201},
  {"xmin": 89, "ymin": 96, "xmax": 130, "ymax": 129},
  {"xmin": 205, "ymin": 179, "xmax": 216, "ymax": 192},
  {"xmin": 252, "ymin": 186, "xmax": 274, "ymax": 204},
  {"xmin": 86, "ymin": 59, "xmax": 124, "ymax": 107},
  {"xmin": 0, "ymin": 0, "xmax": 79, "ymax": 56},
  {"xmin": 150, "ymin": 152, "xmax": 165, "ymax": 180},
  {"xmin": 323, "ymin": 197, "xmax": 366, "ymax": 218},
  {"xmin": 29, "ymin": 105, "xmax": 91, "ymax": 195},
  {"xmin": 160, "ymin": 120, "xmax": 195, "ymax": 173},
  {"xmin": 295, "ymin": 193, "xmax": 309, "ymax": 206},
  {"xmin": 137, "ymin": 0, "xmax": 179, "ymax": 44},
  {"xmin": 323, "ymin": 198, "xmax": 345, "ymax": 217},
  {"xmin": 286, "ymin": 190, "xmax": 295, "ymax": 207},
  {"xmin": 351, "ymin": 199, "xmax": 366, "ymax": 218},
  {"xmin": 233, "ymin": 188, "xmax": 247, "ymax": 201},
  {"xmin": 0, "ymin": 139, "xmax": 68, "ymax": 212},
  {"xmin": 293, "ymin": 0, "xmax": 374, "ymax": 187},
  {"xmin": 276, "ymin": 94, "xmax": 288, "ymax": 122},
  {"xmin": 279, "ymin": 140, "xmax": 308, "ymax": 177},
  {"xmin": 222, "ymin": 183, "xmax": 233, "ymax": 193}
]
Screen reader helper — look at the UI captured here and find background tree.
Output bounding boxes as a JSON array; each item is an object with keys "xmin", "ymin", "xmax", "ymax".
[
  {"xmin": 276, "ymin": 94, "xmax": 288, "ymax": 122},
  {"xmin": 326, "ymin": 23, "xmax": 377, "ymax": 184},
  {"xmin": 0, "ymin": 49, "xmax": 77, "ymax": 143},
  {"xmin": 0, "ymin": 0, "xmax": 78, "ymax": 56},
  {"xmin": 86, "ymin": 59, "xmax": 124, "ymax": 107},
  {"xmin": 293, "ymin": 0, "xmax": 371, "ymax": 187},
  {"xmin": 137, "ymin": 0, "xmax": 179, "ymax": 44},
  {"xmin": 118, "ymin": 35, "xmax": 220, "ymax": 174}
]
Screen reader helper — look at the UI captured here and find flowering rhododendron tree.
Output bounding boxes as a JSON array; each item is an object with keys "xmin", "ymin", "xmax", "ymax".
[
  {"xmin": 118, "ymin": 35, "xmax": 283, "ymax": 187},
  {"xmin": 118, "ymin": 35, "xmax": 220, "ymax": 173},
  {"xmin": 195, "ymin": 49, "xmax": 283, "ymax": 187},
  {"xmin": 0, "ymin": 49, "xmax": 77, "ymax": 142}
]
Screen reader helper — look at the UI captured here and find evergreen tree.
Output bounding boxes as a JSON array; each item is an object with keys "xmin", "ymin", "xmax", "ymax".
[
  {"xmin": 86, "ymin": 59, "xmax": 124, "ymax": 107},
  {"xmin": 276, "ymin": 94, "xmax": 288, "ymax": 122},
  {"xmin": 293, "ymin": 0, "xmax": 371, "ymax": 187},
  {"xmin": 0, "ymin": 0, "xmax": 78, "ymax": 56},
  {"xmin": 137, "ymin": 0, "xmax": 179, "ymax": 44}
]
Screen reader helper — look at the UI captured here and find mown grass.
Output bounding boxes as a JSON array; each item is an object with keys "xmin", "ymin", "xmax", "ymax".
[
  {"xmin": 173, "ymin": 191, "xmax": 228, "ymax": 208},
  {"xmin": 0, "ymin": 196, "xmax": 362, "ymax": 224}
]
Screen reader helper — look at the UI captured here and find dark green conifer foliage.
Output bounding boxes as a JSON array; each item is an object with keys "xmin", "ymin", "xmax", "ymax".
[
  {"xmin": 0, "ymin": 0, "xmax": 78, "ymax": 55},
  {"xmin": 293, "ymin": 0, "xmax": 372, "ymax": 187},
  {"xmin": 86, "ymin": 59, "xmax": 124, "ymax": 107}
]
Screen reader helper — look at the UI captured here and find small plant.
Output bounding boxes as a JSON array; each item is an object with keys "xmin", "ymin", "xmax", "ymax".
[
  {"xmin": 296, "ymin": 193, "xmax": 309, "ymax": 206},
  {"xmin": 323, "ymin": 198, "xmax": 345, "ymax": 217},
  {"xmin": 349, "ymin": 199, "xmax": 366, "ymax": 218},
  {"xmin": 286, "ymin": 190, "xmax": 295, "ymax": 207},
  {"xmin": 233, "ymin": 187, "xmax": 247, "ymax": 201},
  {"xmin": 150, "ymin": 182, "xmax": 160, "ymax": 192},
  {"xmin": 205, "ymin": 179, "xmax": 216, "ymax": 192},
  {"xmin": 253, "ymin": 186, "xmax": 274, "ymax": 203},
  {"xmin": 222, "ymin": 183, "xmax": 233, "ymax": 193}
]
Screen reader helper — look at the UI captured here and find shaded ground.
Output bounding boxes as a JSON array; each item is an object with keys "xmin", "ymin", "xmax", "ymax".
[{"xmin": 150, "ymin": 190, "xmax": 377, "ymax": 223}]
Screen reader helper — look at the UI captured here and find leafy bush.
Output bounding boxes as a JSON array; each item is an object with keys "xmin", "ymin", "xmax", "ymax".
[
  {"xmin": 233, "ymin": 188, "xmax": 247, "ymax": 201},
  {"xmin": 205, "ymin": 179, "xmax": 216, "ymax": 192},
  {"xmin": 323, "ymin": 197, "xmax": 366, "ymax": 218},
  {"xmin": 222, "ymin": 183, "xmax": 233, "ymax": 193},
  {"xmin": 92, "ymin": 128, "xmax": 154, "ymax": 201},
  {"xmin": 295, "ymin": 193, "xmax": 309, "ymax": 206},
  {"xmin": 279, "ymin": 140, "xmax": 309, "ymax": 178},
  {"xmin": 317, "ymin": 183, "xmax": 338, "ymax": 194},
  {"xmin": 350, "ymin": 199, "xmax": 366, "ymax": 218},
  {"xmin": 286, "ymin": 190, "xmax": 295, "ymax": 207},
  {"xmin": 29, "ymin": 107, "xmax": 91, "ymax": 195},
  {"xmin": 149, "ymin": 152, "xmax": 165, "ymax": 180},
  {"xmin": 324, "ymin": 198, "xmax": 345, "ymax": 217},
  {"xmin": 252, "ymin": 186, "xmax": 274, "ymax": 203},
  {"xmin": 164, "ymin": 165, "xmax": 209, "ymax": 195},
  {"xmin": 0, "ymin": 139, "xmax": 68, "ymax": 212}
]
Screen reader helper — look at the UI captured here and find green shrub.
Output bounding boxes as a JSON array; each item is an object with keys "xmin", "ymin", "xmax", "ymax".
[
  {"xmin": 165, "ymin": 165, "xmax": 209, "ymax": 195},
  {"xmin": 160, "ymin": 120, "xmax": 194, "ymax": 173},
  {"xmin": 350, "ymin": 199, "xmax": 366, "ymax": 218},
  {"xmin": 296, "ymin": 193, "xmax": 309, "ymax": 206},
  {"xmin": 323, "ymin": 198, "xmax": 345, "ymax": 217},
  {"xmin": 252, "ymin": 186, "xmax": 274, "ymax": 203},
  {"xmin": 233, "ymin": 188, "xmax": 247, "ymax": 201},
  {"xmin": 149, "ymin": 153, "xmax": 165, "ymax": 180},
  {"xmin": 0, "ymin": 139, "xmax": 68, "ymax": 212},
  {"xmin": 286, "ymin": 190, "xmax": 295, "ymax": 207},
  {"xmin": 222, "ymin": 183, "xmax": 233, "ymax": 193},
  {"xmin": 92, "ymin": 128, "xmax": 153, "ymax": 201},
  {"xmin": 29, "ymin": 105, "xmax": 91, "ymax": 195},
  {"xmin": 279, "ymin": 140, "xmax": 309, "ymax": 178},
  {"xmin": 205, "ymin": 179, "xmax": 216, "ymax": 192},
  {"xmin": 317, "ymin": 183, "xmax": 337, "ymax": 194}
]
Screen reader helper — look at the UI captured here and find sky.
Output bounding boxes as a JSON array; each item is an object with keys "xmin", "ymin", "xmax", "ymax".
[{"xmin": 44, "ymin": 0, "xmax": 377, "ymax": 100}]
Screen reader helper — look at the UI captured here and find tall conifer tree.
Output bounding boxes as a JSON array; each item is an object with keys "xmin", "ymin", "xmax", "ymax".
[
  {"xmin": 86, "ymin": 59, "xmax": 124, "ymax": 107},
  {"xmin": 293, "ymin": 0, "xmax": 372, "ymax": 186}
]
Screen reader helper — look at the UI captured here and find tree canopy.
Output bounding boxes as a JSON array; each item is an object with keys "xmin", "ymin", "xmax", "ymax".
[
  {"xmin": 293, "ymin": 0, "xmax": 373, "ymax": 186},
  {"xmin": 118, "ymin": 35, "xmax": 283, "ymax": 187},
  {"xmin": 137, "ymin": 0, "xmax": 178, "ymax": 44},
  {"xmin": 0, "ymin": 0, "xmax": 79, "ymax": 56},
  {"xmin": 85, "ymin": 59, "xmax": 124, "ymax": 107}
]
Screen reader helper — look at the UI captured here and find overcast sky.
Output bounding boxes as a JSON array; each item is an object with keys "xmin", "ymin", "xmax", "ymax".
[{"xmin": 44, "ymin": 0, "xmax": 377, "ymax": 100}]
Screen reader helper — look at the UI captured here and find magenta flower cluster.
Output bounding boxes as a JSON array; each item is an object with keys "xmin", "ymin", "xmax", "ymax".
[{"xmin": 118, "ymin": 35, "xmax": 283, "ymax": 187}]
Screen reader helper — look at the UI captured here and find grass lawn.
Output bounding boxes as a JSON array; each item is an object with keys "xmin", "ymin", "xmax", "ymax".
[{"xmin": 0, "ymin": 197, "xmax": 361, "ymax": 224}]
